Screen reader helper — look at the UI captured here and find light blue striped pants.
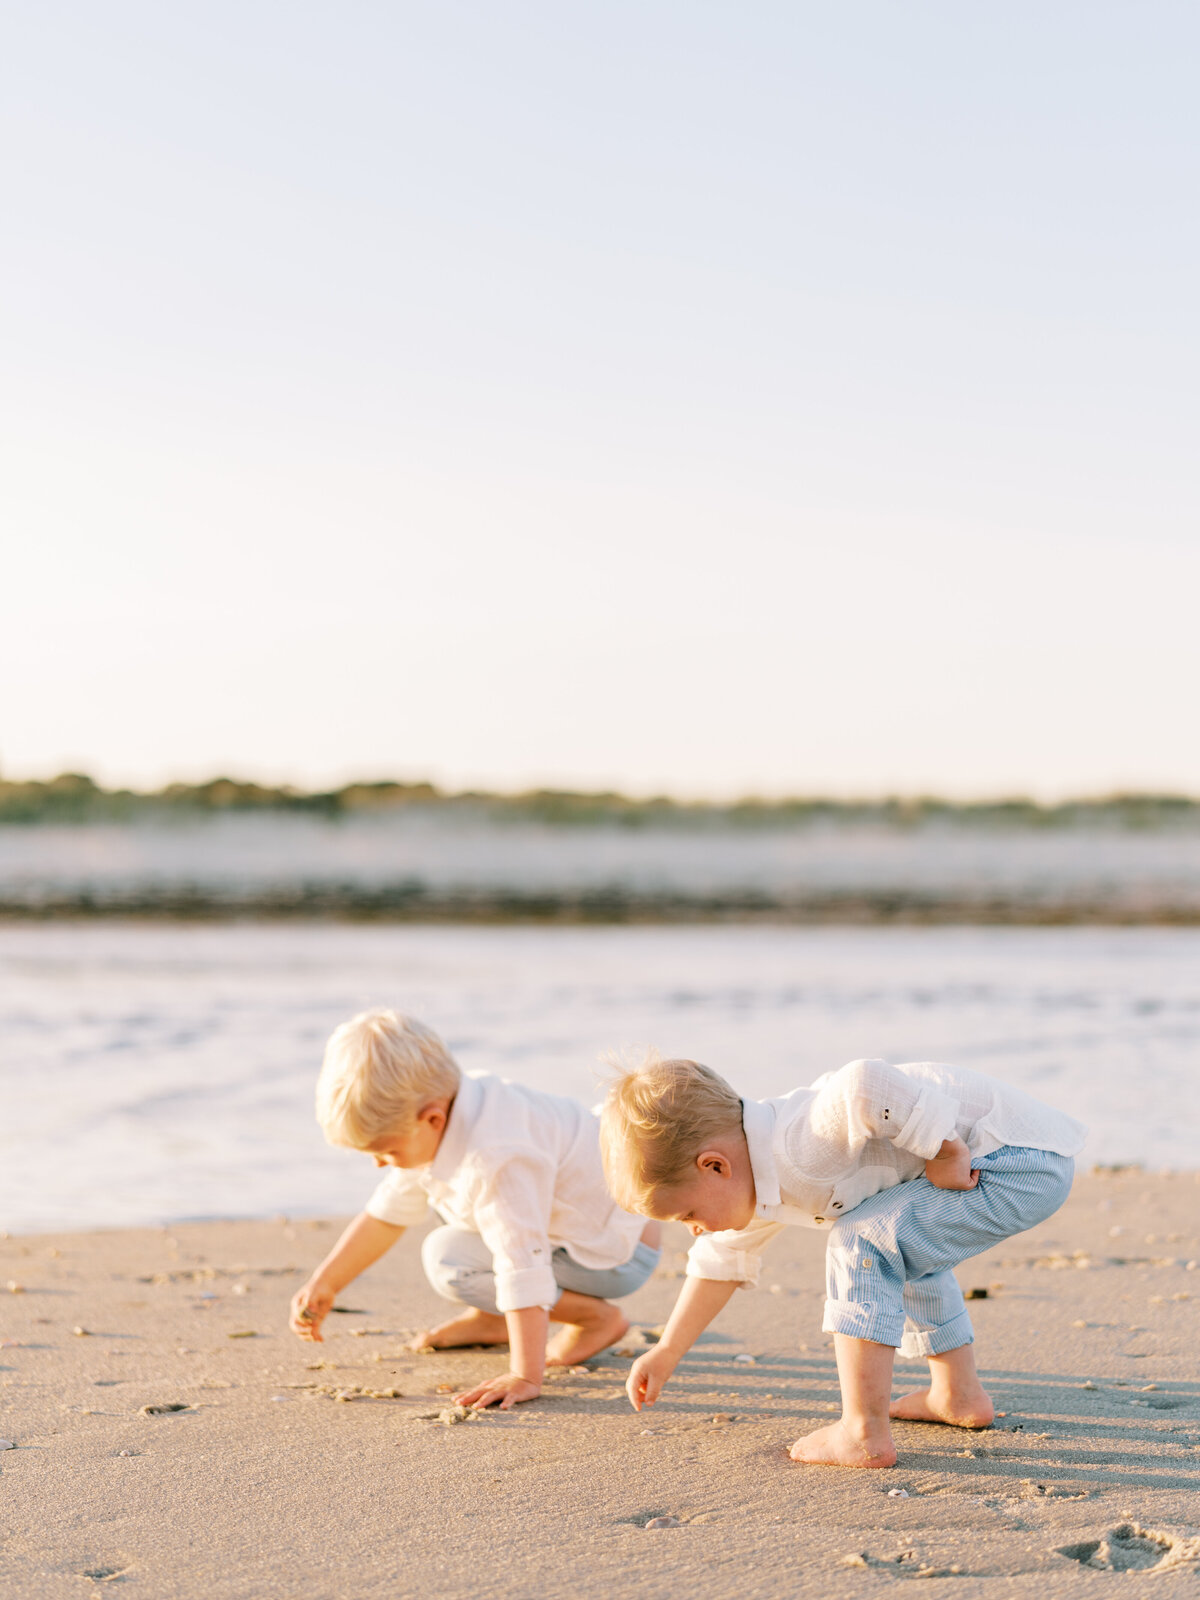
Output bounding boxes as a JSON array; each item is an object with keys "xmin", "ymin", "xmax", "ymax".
[{"xmin": 821, "ymin": 1145, "xmax": 1074, "ymax": 1358}]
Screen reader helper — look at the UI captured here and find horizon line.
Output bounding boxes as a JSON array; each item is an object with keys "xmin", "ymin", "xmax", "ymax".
[{"xmin": 3, "ymin": 770, "xmax": 1200, "ymax": 815}]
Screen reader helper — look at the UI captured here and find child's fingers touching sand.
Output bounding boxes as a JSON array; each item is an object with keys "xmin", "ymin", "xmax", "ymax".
[
  {"xmin": 626, "ymin": 1347, "xmax": 679, "ymax": 1411},
  {"xmin": 452, "ymin": 1373, "xmax": 541, "ymax": 1411},
  {"xmin": 289, "ymin": 1282, "xmax": 334, "ymax": 1341}
]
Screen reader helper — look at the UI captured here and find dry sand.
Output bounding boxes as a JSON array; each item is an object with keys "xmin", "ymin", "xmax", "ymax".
[{"xmin": 1, "ymin": 1171, "xmax": 1198, "ymax": 1598}]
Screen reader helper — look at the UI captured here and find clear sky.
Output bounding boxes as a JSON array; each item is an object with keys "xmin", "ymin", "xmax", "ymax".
[{"xmin": 3, "ymin": 2, "xmax": 1198, "ymax": 798}]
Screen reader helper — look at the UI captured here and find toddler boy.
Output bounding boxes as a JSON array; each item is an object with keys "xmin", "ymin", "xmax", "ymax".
[
  {"xmin": 600, "ymin": 1053, "xmax": 1085, "ymax": 1466},
  {"xmin": 290, "ymin": 1009, "xmax": 659, "ymax": 1409}
]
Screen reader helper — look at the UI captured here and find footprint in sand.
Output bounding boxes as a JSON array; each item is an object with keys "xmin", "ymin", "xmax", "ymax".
[
  {"xmin": 1057, "ymin": 1523, "xmax": 1200, "ymax": 1574},
  {"xmin": 77, "ymin": 1559, "xmax": 132, "ymax": 1584}
]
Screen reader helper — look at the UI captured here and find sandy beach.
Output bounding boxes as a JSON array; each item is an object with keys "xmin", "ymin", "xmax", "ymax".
[{"xmin": 2, "ymin": 1170, "xmax": 1198, "ymax": 1598}]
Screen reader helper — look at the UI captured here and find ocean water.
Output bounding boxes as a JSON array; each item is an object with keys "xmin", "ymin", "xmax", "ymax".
[
  {"xmin": 2, "ymin": 922, "xmax": 1197, "ymax": 1233},
  {"xmin": 4, "ymin": 812, "xmax": 1200, "ymax": 913}
]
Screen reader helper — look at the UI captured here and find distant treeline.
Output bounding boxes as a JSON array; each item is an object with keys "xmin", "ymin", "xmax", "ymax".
[{"xmin": 2, "ymin": 772, "xmax": 1198, "ymax": 830}]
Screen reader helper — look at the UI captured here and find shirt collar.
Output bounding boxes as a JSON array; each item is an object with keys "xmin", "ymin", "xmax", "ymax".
[
  {"xmin": 740, "ymin": 1096, "xmax": 781, "ymax": 1213},
  {"xmin": 429, "ymin": 1072, "xmax": 484, "ymax": 1182}
]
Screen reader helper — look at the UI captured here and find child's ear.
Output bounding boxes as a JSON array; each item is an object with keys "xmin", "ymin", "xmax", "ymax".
[
  {"xmin": 419, "ymin": 1100, "xmax": 449, "ymax": 1134},
  {"xmin": 696, "ymin": 1150, "xmax": 730, "ymax": 1178}
]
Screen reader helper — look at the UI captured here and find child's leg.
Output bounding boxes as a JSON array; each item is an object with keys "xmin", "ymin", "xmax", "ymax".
[
  {"xmin": 544, "ymin": 1233, "xmax": 662, "ymax": 1365},
  {"xmin": 891, "ymin": 1339, "xmax": 993, "ymax": 1428},
  {"xmin": 410, "ymin": 1226, "xmax": 510, "ymax": 1351},
  {"xmin": 544, "ymin": 1290, "xmax": 630, "ymax": 1365},
  {"xmin": 792, "ymin": 1147, "xmax": 1074, "ymax": 1467},
  {"xmin": 789, "ymin": 1334, "xmax": 898, "ymax": 1467},
  {"xmin": 414, "ymin": 1226, "xmax": 661, "ymax": 1362},
  {"xmin": 891, "ymin": 1270, "xmax": 993, "ymax": 1427}
]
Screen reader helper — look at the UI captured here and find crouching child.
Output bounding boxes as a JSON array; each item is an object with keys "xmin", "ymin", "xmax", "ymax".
[
  {"xmin": 291, "ymin": 1009, "xmax": 660, "ymax": 1410},
  {"xmin": 599, "ymin": 1052, "xmax": 1085, "ymax": 1467}
]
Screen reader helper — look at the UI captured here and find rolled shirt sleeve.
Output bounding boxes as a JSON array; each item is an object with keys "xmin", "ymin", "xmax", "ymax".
[
  {"xmin": 686, "ymin": 1219, "xmax": 786, "ymax": 1287},
  {"xmin": 365, "ymin": 1168, "xmax": 431, "ymax": 1228},
  {"xmin": 468, "ymin": 1149, "xmax": 560, "ymax": 1313},
  {"xmin": 892, "ymin": 1083, "xmax": 961, "ymax": 1161},
  {"xmin": 812, "ymin": 1059, "xmax": 960, "ymax": 1165}
]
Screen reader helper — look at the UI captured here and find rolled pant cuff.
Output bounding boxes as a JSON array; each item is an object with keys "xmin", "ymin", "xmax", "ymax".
[
  {"xmin": 899, "ymin": 1311, "xmax": 975, "ymax": 1360},
  {"xmin": 821, "ymin": 1299, "xmax": 907, "ymax": 1348}
]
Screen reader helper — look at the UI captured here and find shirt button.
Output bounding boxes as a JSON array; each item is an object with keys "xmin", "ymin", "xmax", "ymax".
[
  {"xmin": 814, "ymin": 1216, "xmax": 824, "ymax": 1224},
  {"xmin": 833, "ymin": 1202, "xmax": 843, "ymax": 1209}
]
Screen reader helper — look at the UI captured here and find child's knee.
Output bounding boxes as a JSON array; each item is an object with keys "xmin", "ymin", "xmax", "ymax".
[{"xmin": 420, "ymin": 1226, "xmax": 497, "ymax": 1310}]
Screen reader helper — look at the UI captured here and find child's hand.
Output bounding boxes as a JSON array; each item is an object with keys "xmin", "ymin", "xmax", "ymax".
[
  {"xmin": 626, "ymin": 1345, "xmax": 680, "ymax": 1411},
  {"xmin": 289, "ymin": 1279, "xmax": 335, "ymax": 1341},
  {"xmin": 925, "ymin": 1137, "xmax": 980, "ymax": 1192},
  {"xmin": 452, "ymin": 1372, "xmax": 541, "ymax": 1411}
]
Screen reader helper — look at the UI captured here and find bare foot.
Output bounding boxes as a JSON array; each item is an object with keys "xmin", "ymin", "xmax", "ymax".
[
  {"xmin": 889, "ymin": 1386, "xmax": 994, "ymax": 1429},
  {"xmin": 789, "ymin": 1420, "xmax": 897, "ymax": 1468},
  {"xmin": 406, "ymin": 1308, "xmax": 509, "ymax": 1353},
  {"xmin": 545, "ymin": 1304, "xmax": 629, "ymax": 1366}
]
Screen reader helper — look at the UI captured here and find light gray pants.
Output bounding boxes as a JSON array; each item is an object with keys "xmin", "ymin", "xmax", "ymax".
[{"xmin": 421, "ymin": 1225, "xmax": 660, "ymax": 1316}]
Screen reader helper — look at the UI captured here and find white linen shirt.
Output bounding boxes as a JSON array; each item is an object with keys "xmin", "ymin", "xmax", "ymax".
[
  {"xmin": 686, "ymin": 1058, "xmax": 1087, "ymax": 1287},
  {"xmin": 365, "ymin": 1073, "xmax": 645, "ymax": 1314}
]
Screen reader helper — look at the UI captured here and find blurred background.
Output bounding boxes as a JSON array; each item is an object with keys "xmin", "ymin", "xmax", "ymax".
[{"xmin": 3, "ymin": 2, "xmax": 1198, "ymax": 1229}]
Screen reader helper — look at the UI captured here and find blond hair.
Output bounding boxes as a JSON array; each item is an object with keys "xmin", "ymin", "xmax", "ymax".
[
  {"xmin": 599, "ymin": 1050, "xmax": 743, "ymax": 1214},
  {"xmin": 315, "ymin": 1008, "xmax": 461, "ymax": 1148}
]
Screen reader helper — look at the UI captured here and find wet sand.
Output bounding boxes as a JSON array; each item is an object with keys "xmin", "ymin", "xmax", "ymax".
[{"xmin": 1, "ymin": 1172, "xmax": 1198, "ymax": 1598}]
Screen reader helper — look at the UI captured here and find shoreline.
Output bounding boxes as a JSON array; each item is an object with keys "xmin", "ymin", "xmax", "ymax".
[
  {"xmin": 5, "ymin": 895, "xmax": 1200, "ymax": 924},
  {"xmin": 0, "ymin": 1162, "xmax": 1172, "ymax": 1241},
  {"xmin": 2, "ymin": 1172, "xmax": 1197, "ymax": 1596}
]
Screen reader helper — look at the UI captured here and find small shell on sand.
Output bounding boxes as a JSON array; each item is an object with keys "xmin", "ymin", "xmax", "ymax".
[
  {"xmin": 414, "ymin": 1405, "xmax": 480, "ymax": 1425},
  {"xmin": 0, "ymin": 1439, "xmax": 14, "ymax": 1450},
  {"xmin": 887, "ymin": 1488, "xmax": 910, "ymax": 1498},
  {"xmin": 5, "ymin": 1282, "xmax": 25, "ymax": 1294},
  {"xmin": 644, "ymin": 1517, "xmax": 681, "ymax": 1530},
  {"xmin": 733, "ymin": 1354, "xmax": 757, "ymax": 1364},
  {"xmin": 613, "ymin": 1326, "xmax": 661, "ymax": 1356},
  {"xmin": 138, "ymin": 1403, "xmax": 191, "ymax": 1416},
  {"xmin": 72, "ymin": 1326, "xmax": 91, "ymax": 1337},
  {"xmin": 568, "ymin": 1366, "xmax": 590, "ymax": 1375}
]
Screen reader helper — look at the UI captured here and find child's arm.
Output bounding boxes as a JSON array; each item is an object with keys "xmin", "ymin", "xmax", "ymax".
[
  {"xmin": 626, "ymin": 1276, "xmax": 741, "ymax": 1411},
  {"xmin": 453, "ymin": 1307, "xmax": 550, "ymax": 1411},
  {"xmin": 924, "ymin": 1136, "xmax": 979, "ymax": 1190},
  {"xmin": 448, "ymin": 1151, "xmax": 560, "ymax": 1409},
  {"xmin": 289, "ymin": 1211, "xmax": 405, "ymax": 1342}
]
